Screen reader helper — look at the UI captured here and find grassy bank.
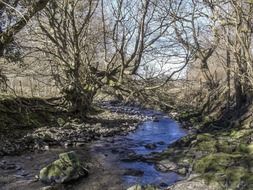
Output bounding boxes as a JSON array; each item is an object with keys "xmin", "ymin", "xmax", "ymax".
[{"xmin": 157, "ymin": 107, "xmax": 253, "ymax": 190}]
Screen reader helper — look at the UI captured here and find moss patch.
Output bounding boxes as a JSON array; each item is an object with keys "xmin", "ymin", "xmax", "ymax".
[
  {"xmin": 194, "ymin": 153, "xmax": 241, "ymax": 173},
  {"xmin": 155, "ymin": 124, "xmax": 253, "ymax": 190},
  {"xmin": 39, "ymin": 151, "xmax": 88, "ymax": 184}
]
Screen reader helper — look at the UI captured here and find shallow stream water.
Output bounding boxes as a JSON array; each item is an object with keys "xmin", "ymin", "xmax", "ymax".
[{"xmin": 89, "ymin": 105, "xmax": 187, "ymax": 189}]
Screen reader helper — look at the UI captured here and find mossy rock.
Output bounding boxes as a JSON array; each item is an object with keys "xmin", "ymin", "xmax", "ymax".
[
  {"xmin": 39, "ymin": 151, "xmax": 88, "ymax": 184},
  {"xmin": 56, "ymin": 118, "xmax": 65, "ymax": 127},
  {"xmin": 194, "ymin": 153, "xmax": 241, "ymax": 174}
]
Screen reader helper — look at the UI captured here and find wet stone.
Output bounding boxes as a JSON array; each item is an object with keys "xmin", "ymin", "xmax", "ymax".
[
  {"xmin": 177, "ymin": 167, "xmax": 187, "ymax": 175},
  {"xmin": 159, "ymin": 182, "xmax": 168, "ymax": 188},
  {"xmin": 17, "ymin": 170, "xmax": 29, "ymax": 177},
  {"xmin": 155, "ymin": 160, "xmax": 178, "ymax": 172},
  {"xmin": 152, "ymin": 117, "xmax": 160, "ymax": 122}
]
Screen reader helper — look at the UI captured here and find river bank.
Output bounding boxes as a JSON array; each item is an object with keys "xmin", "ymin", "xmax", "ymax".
[{"xmin": 154, "ymin": 107, "xmax": 253, "ymax": 190}]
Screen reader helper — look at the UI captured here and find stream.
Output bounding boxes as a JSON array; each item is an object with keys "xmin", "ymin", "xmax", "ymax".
[
  {"xmin": 90, "ymin": 103, "xmax": 187, "ymax": 189},
  {"xmin": 0, "ymin": 104, "xmax": 187, "ymax": 190}
]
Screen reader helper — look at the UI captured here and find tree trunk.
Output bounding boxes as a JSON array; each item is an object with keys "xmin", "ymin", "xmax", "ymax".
[
  {"xmin": 226, "ymin": 48, "xmax": 231, "ymax": 109},
  {"xmin": 234, "ymin": 73, "xmax": 251, "ymax": 110},
  {"xmin": 63, "ymin": 83, "xmax": 96, "ymax": 116}
]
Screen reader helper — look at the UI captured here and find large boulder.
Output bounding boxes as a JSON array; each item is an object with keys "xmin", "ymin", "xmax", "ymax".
[{"xmin": 39, "ymin": 151, "xmax": 88, "ymax": 184}]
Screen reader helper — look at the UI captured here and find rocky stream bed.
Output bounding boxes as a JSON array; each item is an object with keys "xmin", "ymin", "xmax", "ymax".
[{"xmin": 0, "ymin": 102, "xmax": 219, "ymax": 190}]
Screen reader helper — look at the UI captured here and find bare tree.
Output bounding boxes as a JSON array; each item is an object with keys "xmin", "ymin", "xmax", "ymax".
[
  {"xmin": 204, "ymin": 0, "xmax": 253, "ymax": 109},
  {"xmin": 100, "ymin": 0, "xmax": 191, "ymax": 101},
  {"xmin": 173, "ymin": 0, "xmax": 220, "ymax": 90},
  {"xmin": 0, "ymin": 0, "xmax": 51, "ymax": 57},
  {"xmin": 27, "ymin": 0, "xmax": 100, "ymax": 114}
]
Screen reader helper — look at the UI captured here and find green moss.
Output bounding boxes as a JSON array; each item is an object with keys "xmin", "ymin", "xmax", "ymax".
[
  {"xmin": 203, "ymin": 167, "xmax": 250, "ymax": 190},
  {"xmin": 247, "ymin": 144, "xmax": 253, "ymax": 154},
  {"xmin": 190, "ymin": 117, "xmax": 197, "ymax": 124},
  {"xmin": 216, "ymin": 140, "xmax": 232, "ymax": 153},
  {"xmin": 41, "ymin": 159, "xmax": 65, "ymax": 178},
  {"xmin": 203, "ymin": 116, "xmax": 211, "ymax": 123},
  {"xmin": 196, "ymin": 133, "xmax": 214, "ymax": 141},
  {"xmin": 197, "ymin": 140, "xmax": 217, "ymax": 153},
  {"xmin": 57, "ymin": 118, "xmax": 65, "ymax": 127},
  {"xmin": 236, "ymin": 143, "xmax": 249, "ymax": 153},
  {"xmin": 193, "ymin": 153, "xmax": 253, "ymax": 190},
  {"xmin": 194, "ymin": 153, "xmax": 241, "ymax": 174},
  {"xmin": 59, "ymin": 151, "xmax": 80, "ymax": 165},
  {"xmin": 193, "ymin": 134, "xmax": 217, "ymax": 153},
  {"xmin": 231, "ymin": 129, "xmax": 253, "ymax": 139},
  {"xmin": 225, "ymin": 167, "xmax": 248, "ymax": 189},
  {"xmin": 39, "ymin": 151, "xmax": 87, "ymax": 184}
]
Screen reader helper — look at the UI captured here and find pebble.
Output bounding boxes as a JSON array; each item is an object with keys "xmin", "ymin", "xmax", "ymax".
[{"xmin": 44, "ymin": 145, "xmax": 50, "ymax": 150}]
